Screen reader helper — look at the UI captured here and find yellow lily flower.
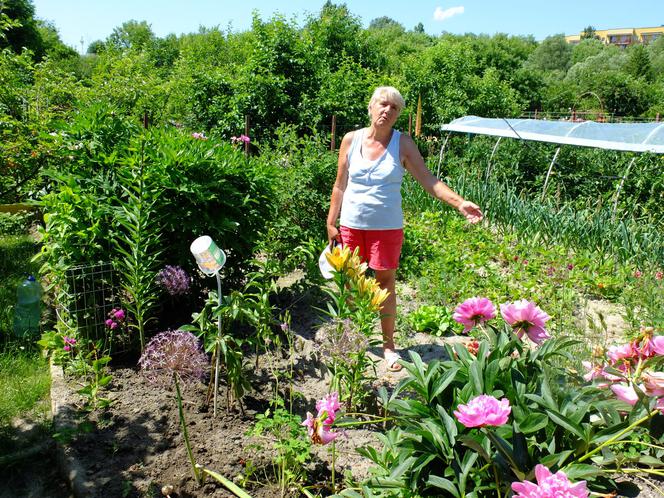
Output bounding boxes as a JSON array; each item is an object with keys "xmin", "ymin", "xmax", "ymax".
[
  {"xmin": 370, "ymin": 287, "xmax": 390, "ymax": 311},
  {"xmin": 325, "ymin": 245, "xmax": 351, "ymax": 272}
]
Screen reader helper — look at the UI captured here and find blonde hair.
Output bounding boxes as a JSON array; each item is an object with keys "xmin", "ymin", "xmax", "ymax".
[{"xmin": 368, "ymin": 86, "xmax": 405, "ymax": 116}]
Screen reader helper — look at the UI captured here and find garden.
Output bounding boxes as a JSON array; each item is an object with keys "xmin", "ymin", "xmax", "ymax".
[{"xmin": 1, "ymin": 2, "xmax": 664, "ymax": 497}]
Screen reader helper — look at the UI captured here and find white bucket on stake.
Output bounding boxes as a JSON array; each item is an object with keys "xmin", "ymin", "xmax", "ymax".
[{"xmin": 190, "ymin": 235, "xmax": 226, "ymax": 275}]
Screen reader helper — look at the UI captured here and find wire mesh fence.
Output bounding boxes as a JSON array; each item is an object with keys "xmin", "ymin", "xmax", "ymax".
[{"xmin": 62, "ymin": 262, "xmax": 130, "ymax": 354}]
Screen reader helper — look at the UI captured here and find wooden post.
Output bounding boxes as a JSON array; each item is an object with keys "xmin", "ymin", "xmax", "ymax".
[
  {"xmin": 244, "ymin": 115, "xmax": 250, "ymax": 156},
  {"xmin": 415, "ymin": 94, "xmax": 422, "ymax": 137},
  {"xmin": 408, "ymin": 113, "xmax": 412, "ymax": 136},
  {"xmin": 330, "ymin": 115, "xmax": 336, "ymax": 151},
  {"xmin": 657, "ymin": 113, "xmax": 661, "ymax": 122},
  {"xmin": 143, "ymin": 111, "xmax": 149, "ymax": 129},
  {"xmin": 534, "ymin": 109, "xmax": 538, "ymax": 120}
]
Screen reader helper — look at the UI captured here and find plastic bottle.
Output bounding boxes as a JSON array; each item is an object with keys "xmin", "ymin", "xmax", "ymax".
[{"xmin": 13, "ymin": 275, "xmax": 42, "ymax": 338}]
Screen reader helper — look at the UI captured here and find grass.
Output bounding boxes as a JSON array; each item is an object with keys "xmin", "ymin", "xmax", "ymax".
[
  {"xmin": 0, "ymin": 213, "xmax": 50, "ymax": 438},
  {"xmin": 0, "ymin": 347, "xmax": 51, "ymax": 428}
]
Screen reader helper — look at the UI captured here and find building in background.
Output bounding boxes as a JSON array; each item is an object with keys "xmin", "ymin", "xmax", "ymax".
[{"xmin": 565, "ymin": 26, "xmax": 664, "ymax": 47}]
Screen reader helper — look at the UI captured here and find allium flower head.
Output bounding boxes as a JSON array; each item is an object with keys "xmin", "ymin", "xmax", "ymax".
[
  {"xmin": 453, "ymin": 297, "xmax": 496, "ymax": 333},
  {"xmin": 156, "ymin": 265, "xmax": 191, "ymax": 296},
  {"xmin": 512, "ymin": 464, "xmax": 589, "ymax": 498},
  {"xmin": 500, "ymin": 300, "xmax": 551, "ymax": 344},
  {"xmin": 139, "ymin": 330, "xmax": 209, "ymax": 384},
  {"xmin": 453, "ymin": 394, "xmax": 511, "ymax": 428}
]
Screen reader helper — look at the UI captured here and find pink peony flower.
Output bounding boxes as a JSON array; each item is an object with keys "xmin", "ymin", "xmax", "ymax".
[
  {"xmin": 512, "ymin": 464, "xmax": 589, "ymax": 498},
  {"xmin": 316, "ymin": 392, "xmax": 341, "ymax": 425},
  {"xmin": 105, "ymin": 319, "xmax": 115, "ymax": 328},
  {"xmin": 453, "ymin": 394, "xmax": 511, "ymax": 428},
  {"xmin": 113, "ymin": 308, "xmax": 126, "ymax": 321},
  {"xmin": 500, "ymin": 300, "xmax": 551, "ymax": 344},
  {"xmin": 453, "ymin": 297, "xmax": 496, "ymax": 333},
  {"xmin": 655, "ymin": 271, "xmax": 663, "ymax": 280},
  {"xmin": 610, "ymin": 383, "xmax": 640, "ymax": 405},
  {"xmin": 63, "ymin": 345, "xmax": 71, "ymax": 352},
  {"xmin": 634, "ymin": 270, "xmax": 642, "ymax": 278},
  {"xmin": 642, "ymin": 371, "xmax": 664, "ymax": 397}
]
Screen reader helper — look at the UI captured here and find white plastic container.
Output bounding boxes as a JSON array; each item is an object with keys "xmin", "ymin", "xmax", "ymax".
[{"xmin": 190, "ymin": 236, "xmax": 227, "ymax": 275}]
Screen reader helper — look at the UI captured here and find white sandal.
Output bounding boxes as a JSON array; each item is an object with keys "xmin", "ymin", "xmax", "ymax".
[{"xmin": 384, "ymin": 351, "xmax": 402, "ymax": 372}]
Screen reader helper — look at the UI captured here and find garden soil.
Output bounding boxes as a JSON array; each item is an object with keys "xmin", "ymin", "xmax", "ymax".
[{"xmin": 49, "ymin": 281, "xmax": 663, "ymax": 498}]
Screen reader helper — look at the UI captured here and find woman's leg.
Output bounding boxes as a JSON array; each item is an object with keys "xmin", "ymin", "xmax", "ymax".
[{"xmin": 374, "ymin": 269, "xmax": 397, "ymax": 353}]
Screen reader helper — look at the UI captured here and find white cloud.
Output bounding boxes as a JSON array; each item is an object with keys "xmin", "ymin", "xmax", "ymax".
[{"xmin": 433, "ymin": 6, "xmax": 465, "ymax": 21}]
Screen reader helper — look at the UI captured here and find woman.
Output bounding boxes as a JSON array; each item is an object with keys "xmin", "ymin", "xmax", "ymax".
[{"xmin": 326, "ymin": 86, "xmax": 483, "ymax": 372}]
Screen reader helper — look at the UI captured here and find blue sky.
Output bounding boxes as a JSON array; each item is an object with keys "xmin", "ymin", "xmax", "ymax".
[{"xmin": 32, "ymin": 0, "xmax": 664, "ymax": 53}]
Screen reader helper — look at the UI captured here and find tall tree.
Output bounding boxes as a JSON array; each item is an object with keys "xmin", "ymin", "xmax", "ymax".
[
  {"xmin": 526, "ymin": 34, "xmax": 572, "ymax": 72},
  {"xmin": 581, "ymin": 25, "xmax": 597, "ymax": 40},
  {"xmin": 106, "ymin": 20, "xmax": 154, "ymax": 51},
  {"xmin": 0, "ymin": 0, "xmax": 44, "ymax": 58}
]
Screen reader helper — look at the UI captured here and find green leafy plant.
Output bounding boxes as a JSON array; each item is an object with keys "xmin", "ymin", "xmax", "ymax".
[
  {"xmin": 113, "ymin": 136, "xmax": 163, "ymax": 351},
  {"xmin": 247, "ymin": 399, "xmax": 312, "ymax": 497},
  {"xmin": 349, "ymin": 323, "xmax": 662, "ymax": 497},
  {"xmin": 407, "ymin": 304, "xmax": 454, "ymax": 336}
]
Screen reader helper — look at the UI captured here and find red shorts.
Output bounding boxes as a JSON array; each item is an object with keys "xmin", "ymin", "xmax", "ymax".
[{"xmin": 340, "ymin": 226, "xmax": 404, "ymax": 271}]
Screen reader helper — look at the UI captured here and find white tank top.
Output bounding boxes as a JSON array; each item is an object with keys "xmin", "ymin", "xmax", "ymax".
[{"xmin": 339, "ymin": 128, "xmax": 404, "ymax": 230}]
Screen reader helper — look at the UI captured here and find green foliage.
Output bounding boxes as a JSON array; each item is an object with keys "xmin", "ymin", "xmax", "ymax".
[
  {"xmin": 407, "ymin": 305, "xmax": 454, "ymax": 336},
  {"xmin": 355, "ymin": 333, "xmax": 660, "ymax": 497},
  {"xmin": 258, "ymin": 126, "xmax": 337, "ymax": 267},
  {"xmin": 247, "ymin": 401, "xmax": 312, "ymax": 496},
  {"xmin": 525, "ymin": 34, "xmax": 572, "ymax": 72},
  {"xmin": 0, "ymin": 0, "xmax": 44, "ymax": 59},
  {"xmin": 113, "ymin": 137, "xmax": 162, "ymax": 351}
]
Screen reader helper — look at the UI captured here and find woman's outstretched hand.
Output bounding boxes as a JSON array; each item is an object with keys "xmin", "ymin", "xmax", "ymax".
[{"xmin": 458, "ymin": 200, "xmax": 483, "ymax": 224}]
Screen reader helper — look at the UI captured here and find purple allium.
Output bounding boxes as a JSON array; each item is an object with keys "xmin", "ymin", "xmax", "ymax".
[
  {"xmin": 156, "ymin": 265, "xmax": 191, "ymax": 296},
  {"xmin": 138, "ymin": 330, "xmax": 209, "ymax": 384},
  {"xmin": 112, "ymin": 308, "xmax": 126, "ymax": 321}
]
